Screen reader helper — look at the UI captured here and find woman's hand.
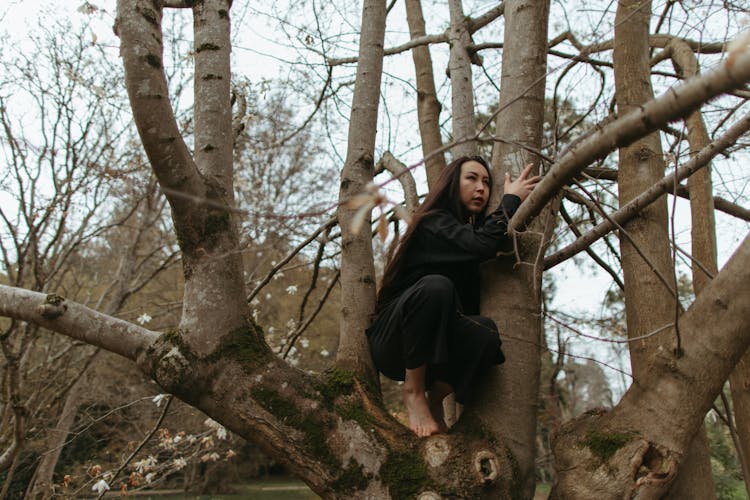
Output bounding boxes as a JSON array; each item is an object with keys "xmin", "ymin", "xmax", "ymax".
[{"xmin": 504, "ymin": 163, "xmax": 541, "ymax": 202}]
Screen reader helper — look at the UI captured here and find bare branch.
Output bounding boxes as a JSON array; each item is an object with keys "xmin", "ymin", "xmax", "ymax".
[
  {"xmin": 377, "ymin": 152, "xmax": 419, "ymax": 213},
  {"xmin": 0, "ymin": 285, "xmax": 159, "ymax": 361},
  {"xmin": 247, "ymin": 218, "xmax": 337, "ymax": 303},
  {"xmin": 544, "ymin": 111, "xmax": 750, "ymax": 269},
  {"xmin": 327, "ymin": 3, "xmax": 503, "ymax": 66},
  {"xmin": 512, "ymin": 52, "xmax": 750, "ymax": 232}
]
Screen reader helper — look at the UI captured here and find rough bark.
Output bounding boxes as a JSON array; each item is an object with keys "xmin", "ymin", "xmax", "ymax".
[
  {"xmin": 614, "ymin": 0, "xmax": 675, "ymax": 391},
  {"xmin": 730, "ymin": 354, "xmax": 750, "ymax": 498},
  {"xmin": 477, "ymin": 0, "xmax": 550, "ymax": 497},
  {"xmin": 668, "ymin": 40, "xmax": 750, "ymax": 494},
  {"xmin": 117, "ymin": 0, "xmax": 246, "ymax": 356},
  {"xmin": 448, "ymin": 0, "xmax": 477, "ymax": 157},
  {"xmin": 334, "ymin": 0, "xmax": 384, "ymax": 381},
  {"xmin": 405, "ymin": 0, "xmax": 446, "ymax": 189},
  {"xmin": 552, "ymin": 233, "xmax": 750, "ymax": 499}
]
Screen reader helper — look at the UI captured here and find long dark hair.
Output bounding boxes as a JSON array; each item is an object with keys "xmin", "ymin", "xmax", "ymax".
[{"xmin": 377, "ymin": 155, "xmax": 493, "ymax": 306}]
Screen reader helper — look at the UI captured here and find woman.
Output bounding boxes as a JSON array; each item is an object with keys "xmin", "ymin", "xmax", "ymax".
[{"xmin": 366, "ymin": 156, "xmax": 540, "ymax": 437}]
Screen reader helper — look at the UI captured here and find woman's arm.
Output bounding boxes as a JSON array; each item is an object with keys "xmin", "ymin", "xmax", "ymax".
[{"xmin": 421, "ymin": 194, "xmax": 522, "ymax": 260}]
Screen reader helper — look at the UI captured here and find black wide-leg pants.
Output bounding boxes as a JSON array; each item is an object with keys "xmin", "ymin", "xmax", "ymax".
[{"xmin": 366, "ymin": 274, "xmax": 505, "ymax": 404}]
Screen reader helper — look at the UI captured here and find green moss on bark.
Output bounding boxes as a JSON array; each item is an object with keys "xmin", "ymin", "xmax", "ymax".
[
  {"xmin": 582, "ymin": 429, "xmax": 633, "ymax": 461},
  {"xmin": 251, "ymin": 386, "xmax": 338, "ymax": 467},
  {"xmin": 207, "ymin": 324, "xmax": 270, "ymax": 369},
  {"xmin": 380, "ymin": 451, "xmax": 429, "ymax": 499},
  {"xmin": 331, "ymin": 459, "xmax": 371, "ymax": 494}
]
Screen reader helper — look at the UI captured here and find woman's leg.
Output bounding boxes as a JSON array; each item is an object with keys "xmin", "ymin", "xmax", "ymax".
[
  {"xmin": 428, "ymin": 380, "xmax": 454, "ymax": 431},
  {"xmin": 403, "ymin": 365, "xmax": 440, "ymax": 437}
]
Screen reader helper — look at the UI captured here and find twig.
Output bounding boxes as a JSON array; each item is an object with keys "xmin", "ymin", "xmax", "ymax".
[
  {"xmin": 544, "ymin": 111, "xmax": 750, "ymax": 269},
  {"xmin": 95, "ymin": 396, "xmax": 173, "ymax": 499},
  {"xmin": 247, "ymin": 217, "xmax": 337, "ymax": 303},
  {"xmin": 282, "ymin": 270, "xmax": 340, "ymax": 358}
]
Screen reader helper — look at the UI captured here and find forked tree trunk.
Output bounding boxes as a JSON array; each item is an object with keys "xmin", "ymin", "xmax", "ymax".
[
  {"xmin": 405, "ymin": 0, "xmax": 446, "ymax": 188},
  {"xmin": 551, "ymin": 234, "xmax": 750, "ymax": 498},
  {"xmin": 477, "ymin": 0, "xmax": 550, "ymax": 497}
]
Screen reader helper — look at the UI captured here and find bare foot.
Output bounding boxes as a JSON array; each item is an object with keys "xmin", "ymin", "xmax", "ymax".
[
  {"xmin": 427, "ymin": 391, "xmax": 448, "ymax": 432},
  {"xmin": 403, "ymin": 388, "xmax": 441, "ymax": 437},
  {"xmin": 428, "ymin": 382, "xmax": 453, "ymax": 432}
]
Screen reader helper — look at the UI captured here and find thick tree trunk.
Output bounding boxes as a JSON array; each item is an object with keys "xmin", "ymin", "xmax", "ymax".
[
  {"xmin": 334, "ymin": 0, "xmax": 384, "ymax": 381},
  {"xmin": 448, "ymin": 0, "xmax": 477, "ymax": 157},
  {"xmin": 662, "ymin": 38, "xmax": 717, "ymax": 499},
  {"xmin": 729, "ymin": 353, "xmax": 750, "ymax": 498},
  {"xmin": 613, "ymin": 0, "xmax": 677, "ymax": 379},
  {"xmin": 405, "ymin": 0, "xmax": 446, "ymax": 188},
  {"xmin": 667, "ymin": 35, "xmax": 750, "ymax": 493},
  {"xmin": 552, "ymin": 233, "xmax": 750, "ymax": 498},
  {"xmin": 477, "ymin": 0, "xmax": 550, "ymax": 497},
  {"xmin": 119, "ymin": 0, "xmax": 248, "ymax": 358}
]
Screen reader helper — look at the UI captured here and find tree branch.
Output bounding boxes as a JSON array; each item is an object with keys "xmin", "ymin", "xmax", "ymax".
[
  {"xmin": 377, "ymin": 152, "xmax": 419, "ymax": 213},
  {"xmin": 116, "ymin": 0, "xmax": 207, "ymax": 246},
  {"xmin": 512, "ymin": 51, "xmax": 750, "ymax": 232},
  {"xmin": 0, "ymin": 285, "xmax": 159, "ymax": 361},
  {"xmin": 544, "ymin": 110, "xmax": 750, "ymax": 269}
]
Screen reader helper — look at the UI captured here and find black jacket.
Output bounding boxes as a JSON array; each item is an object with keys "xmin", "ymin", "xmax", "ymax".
[{"xmin": 377, "ymin": 194, "xmax": 521, "ymax": 315}]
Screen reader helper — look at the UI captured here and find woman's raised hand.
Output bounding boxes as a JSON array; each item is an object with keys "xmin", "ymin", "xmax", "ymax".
[{"xmin": 504, "ymin": 163, "xmax": 541, "ymax": 202}]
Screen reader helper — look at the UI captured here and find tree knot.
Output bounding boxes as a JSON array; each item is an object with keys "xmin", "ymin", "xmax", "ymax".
[
  {"xmin": 473, "ymin": 450, "xmax": 499, "ymax": 484},
  {"xmin": 37, "ymin": 294, "xmax": 67, "ymax": 319}
]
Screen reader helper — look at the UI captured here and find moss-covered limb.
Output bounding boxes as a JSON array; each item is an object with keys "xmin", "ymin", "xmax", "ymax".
[
  {"xmin": 145, "ymin": 326, "xmax": 521, "ymax": 499},
  {"xmin": 549, "ymin": 410, "xmax": 684, "ymax": 499},
  {"xmin": 582, "ymin": 429, "xmax": 635, "ymax": 461}
]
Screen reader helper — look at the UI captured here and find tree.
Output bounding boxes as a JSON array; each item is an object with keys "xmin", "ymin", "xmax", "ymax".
[{"xmin": 2, "ymin": 0, "xmax": 750, "ymax": 498}]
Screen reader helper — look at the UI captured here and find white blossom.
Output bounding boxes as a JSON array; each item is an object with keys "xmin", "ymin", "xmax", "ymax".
[
  {"xmin": 137, "ymin": 312, "xmax": 152, "ymax": 325},
  {"xmin": 286, "ymin": 285, "xmax": 298, "ymax": 295},
  {"xmin": 320, "ymin": 349, "xmax": 330, "ymax": 357},
  {"xmin": 201, "ymin": 452, "xmax": 221, "ymax": 462},
  {"xmin": 273, "ymin": 271, "xmax": 285, "ymax": 280},
  {"xmin": 265, "ymin": 293, "xmax": 272, "ymax": 300},
  {"xmin": 204, "ymin": 418, "xmax": 228, "ymax": 440},
  {"xmin": 173, "ymin": 457, "xmax": 188, "ymax": 470},
  {"xmin": 145, "ymin": 472, "xmax": 156, "ymax": 484},
  {"xmin": 300, "ymin": 338, "xmax": 309, "ymax": 348},
  {"xmin": 152, "ymin": 394, "xmax": 169, "ymax": 407},
  {"xmin": 216, "ymin": 426, "xmax": 228, "ymax": 440},
  {"xmin": 134, "ymin": 456, "xmax": 158, "ymax": 473},
  {"xmin": 92, "ymin": 479, "xmax": 110, "ymax": 494}
]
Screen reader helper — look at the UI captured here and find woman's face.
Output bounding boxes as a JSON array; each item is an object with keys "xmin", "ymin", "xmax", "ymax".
[{"xmin": 458, "ymin": 160, "xmax": 490, "ymax": 215}]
